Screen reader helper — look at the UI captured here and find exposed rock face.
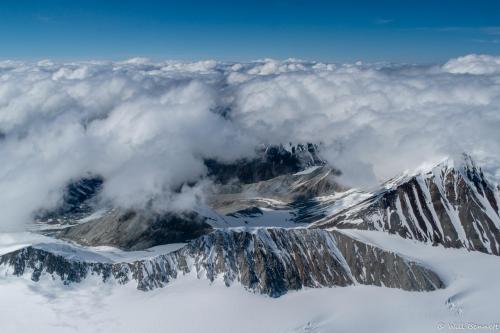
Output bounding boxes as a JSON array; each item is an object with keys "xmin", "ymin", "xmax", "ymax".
[
  {"xmin": 36, "ymin": 176, "xmax": 104, "ymax": 223},
  {"xmin": 312, "ymin": 157, "xmax": 500, "ymax": 255},
  {"xmin": 0, "ymin": 246, "xmax": 115, "ymax": 284},
  {"xmin": 333, "ymin": 231, "xmax": 441, "ymax": 290},
  {"xmin": 0, "ymin": 229, "xmax": 443, "ymax": 297},
  {"xmin": 211, "ymin": 166, "xmax": 344, "ymax": 215},
  {"xmin": 290, "ymin": 190, "xmax": 371, "ymax": 224},
  {"xmin": 57, "ymin": 209, "xmax": 213, "ymax": 250},
  {"xmin": 205, "ymin": 143, "xmax": 326, "ymax": 185}
]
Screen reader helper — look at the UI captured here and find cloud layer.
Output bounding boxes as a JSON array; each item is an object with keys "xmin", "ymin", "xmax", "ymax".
[{"xmin": 1, "ymin": 54, "xmax": 500, "ymax": 230}]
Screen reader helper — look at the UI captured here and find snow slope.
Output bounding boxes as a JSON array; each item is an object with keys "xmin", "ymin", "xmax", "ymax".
[
  {"xmin": 313, "ymin": 156, "xmax": 500, "ymax": 255},
  {"xmin": 0, "ymin": 229, "xmax": 499, "ymax": 333},
  {"xmin": 0, "ymin": 232, "xmax": 185, "ymax": 262}
]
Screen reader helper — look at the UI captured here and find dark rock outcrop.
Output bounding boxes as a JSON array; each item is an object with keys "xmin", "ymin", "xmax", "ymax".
[
  {"xmin": 35, "ymin": 176, "xmax": 104, "ymax": 223},
  {"xmin": 211, "ymin": 166, "xmax": 344, "ymax": 215},
  {"xmin": 205, "ymin": 143, "xmax": 326, "ymax": 185},
  {"xmin": 57, "ymin": 209, "xmax": 213, "ymax": 250}
]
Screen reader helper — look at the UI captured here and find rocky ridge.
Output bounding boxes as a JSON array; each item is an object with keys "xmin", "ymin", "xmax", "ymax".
[
  {"xmin": 312, "ymin": 156, "xmax": 500, "ymax": 255},
  {"xmin": 0, "ymin": 228, "xmax": 443, "ymax": 297}
]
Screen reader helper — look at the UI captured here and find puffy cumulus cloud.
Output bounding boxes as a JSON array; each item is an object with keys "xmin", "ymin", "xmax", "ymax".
[
  {"xmin": 0, "ymin": 60, "xmax": 254, "ymax": 230},
  {"xmin": 229, "ymin": 57, "xmax": 500, "ymax": 186},
  {"xmin": 1, "ymin": 55, "xmax": 500, "ymax": 230},
  {"xmin": 443, "ymin": 54, "xmax": 500, "ymax": 74}
]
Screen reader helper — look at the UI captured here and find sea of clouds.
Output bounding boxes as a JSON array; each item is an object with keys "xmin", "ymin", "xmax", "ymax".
[{"xmin": 1, "ymin": 54, "xmax": 500, "ymax": 230}]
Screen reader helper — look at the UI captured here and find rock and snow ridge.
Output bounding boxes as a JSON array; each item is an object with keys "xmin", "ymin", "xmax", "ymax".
[
  {"xmin": 0, "ymin": 153, "xmax": 498, "ymax": 300},
  {"xmin": 312, "ymin": 155, "xmax": 500, "ymax": 255},
  {"xmin": 205, "ymin": 143, "xmax": 327, "ymax": 185},
  {"xmin": 0, "ymin": 228, "xmax": 442, "ymax": 297}
]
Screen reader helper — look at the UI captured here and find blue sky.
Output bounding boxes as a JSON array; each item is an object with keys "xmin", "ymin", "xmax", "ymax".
[{"xmin": 0, "ymin": 0, "xmax": 499, "ymax": 62}]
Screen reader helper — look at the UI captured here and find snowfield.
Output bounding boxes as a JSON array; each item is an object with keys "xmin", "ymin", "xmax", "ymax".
[{"xmin": 0, "ymin": 230, "xmax": 498, "ymax": 333}]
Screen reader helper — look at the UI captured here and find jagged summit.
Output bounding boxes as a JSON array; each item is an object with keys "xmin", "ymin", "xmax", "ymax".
[
  {"xmin": 205, "ymin": 143, "xmax": 328, "ymax": 184},
  {"xmin": 312, "ymin": 154, "xmax": 500, "ymax": 255},
  {"xmin": 382, "ymin": 154, "xmax": 496, "ymax": 189}
]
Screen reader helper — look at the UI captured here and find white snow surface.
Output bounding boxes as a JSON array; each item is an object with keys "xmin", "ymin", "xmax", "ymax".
[
  {"xmin": 0, "ymin": 232, "xmax": 185, "ymax": 263},
  {"xmin": 222, "ymin": 207, "xmax": 307, "ymax": 228},
  {"xmin": 293, "ymin": 166, "xmax": 322, "ymax": 176},
  {"xmin": 0, "ymin": 230, "xmax": 499, "ymax": 333}
]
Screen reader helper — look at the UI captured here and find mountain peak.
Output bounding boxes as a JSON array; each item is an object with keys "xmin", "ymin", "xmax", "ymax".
[{"xmin": 312, "ymin": 155, "xmax": 500, "ymax": 255}]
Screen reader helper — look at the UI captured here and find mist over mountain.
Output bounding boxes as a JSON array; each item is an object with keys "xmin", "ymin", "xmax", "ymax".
[{"xmin": 1, "ymin": 54, "xmax": 500, "ymax": 231}]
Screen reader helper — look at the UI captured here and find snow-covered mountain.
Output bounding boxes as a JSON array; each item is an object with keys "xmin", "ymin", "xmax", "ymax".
[
  {"xmin": 0, "ymin": 228, "xmax": 442, "ymax": 296},
  {"xmin": 0, "ymin": 153, "xmax": 499, "ymax": 333},
  {"xmin": 312, "ymin": 155, "xmax": 500, "ymax": 255}
]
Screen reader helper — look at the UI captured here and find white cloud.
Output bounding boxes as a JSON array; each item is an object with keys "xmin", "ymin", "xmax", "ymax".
[
  {"xmin": 1, "ymin": 55, "xmax": 500, "ymax": 230},
  {"xmin": 443, "ymin": 54, "xmax": 500, "ymax": 74},
  {"xmin": 231, "ymin": 57, "xmax": 500, "ymax": 185}
]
